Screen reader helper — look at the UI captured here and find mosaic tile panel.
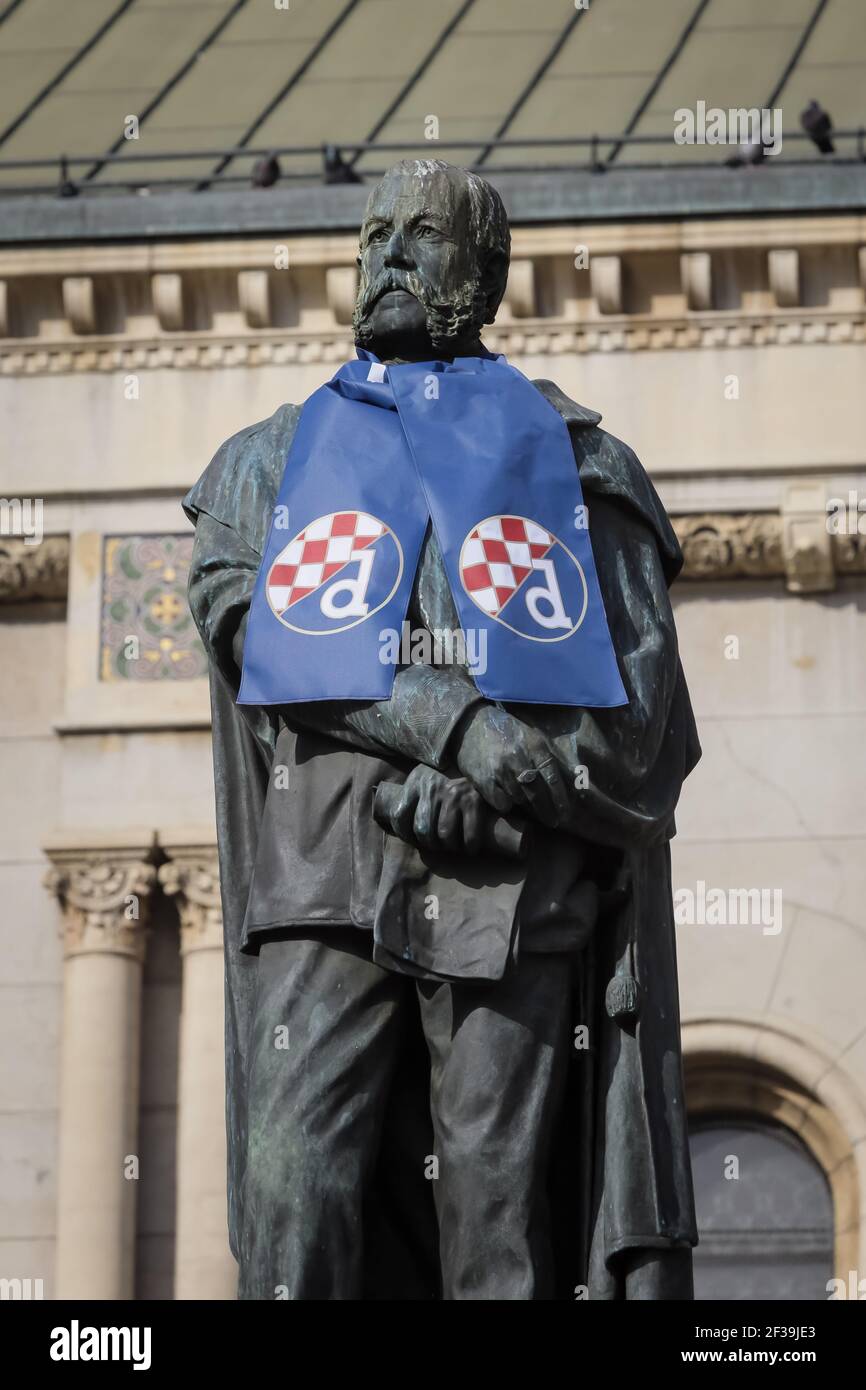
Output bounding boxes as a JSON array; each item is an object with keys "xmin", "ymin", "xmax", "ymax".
[{"xmin": 100, "ymin": 534, "xmax": 206, "ymax": 682}]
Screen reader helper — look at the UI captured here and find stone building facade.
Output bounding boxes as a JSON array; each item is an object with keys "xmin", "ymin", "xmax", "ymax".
[{"xmin": 2, "ymin": 170, "xmax": 864, "ymax": 1299}]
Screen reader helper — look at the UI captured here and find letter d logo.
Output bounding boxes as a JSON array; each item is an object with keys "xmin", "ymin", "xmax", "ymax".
[{"xmin": 320, "ymin": 549, "xmax": 374, "ymax": 618}]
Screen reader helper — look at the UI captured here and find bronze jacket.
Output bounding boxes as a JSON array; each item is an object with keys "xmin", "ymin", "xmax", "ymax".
[
  {"xmin": 184, "ymin": 382, "xmax": 698, "ymax": 952},
  {"xmin": 183, "ymin": 379, "xmax": 701, "ymax": 1285}
]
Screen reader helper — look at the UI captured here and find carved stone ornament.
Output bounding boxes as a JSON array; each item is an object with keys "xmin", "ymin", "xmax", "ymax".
[
  {"xmin": 833, "ymin": 528, "xmax": 866, "ymax": 573},
  {"xmin": 159, "ymin": 853, "xmax": 223, "ymax": 954},
  {"xmin": 0, "ymin": 536, "xmax": 69, "ymax": 602},
  {"xmin": 672, "ymin": 513, "xmax": 785, "ymax": 579},
  {"xmin": 672, "ymin": 509, "xmax": 866, "ymax": 590},
  {"xmin": 44, "ymin": 852, "xmax": 157, "ymax": 960}
]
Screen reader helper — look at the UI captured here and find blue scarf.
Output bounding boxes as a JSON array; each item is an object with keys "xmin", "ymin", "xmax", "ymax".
[{"xmin": 238, "ymin": 350, "xmax": 626, "ymax": 708}]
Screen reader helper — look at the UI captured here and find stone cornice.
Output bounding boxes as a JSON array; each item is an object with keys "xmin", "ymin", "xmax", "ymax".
[{"xmin": 1, "ymin": 213, "xmax": 864, "ymax": 376}]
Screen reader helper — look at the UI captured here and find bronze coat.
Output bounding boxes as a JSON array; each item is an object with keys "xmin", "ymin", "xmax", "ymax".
[{"xmin": 184, "ymin": 380, "xmax": 701, "ymax": 1296}]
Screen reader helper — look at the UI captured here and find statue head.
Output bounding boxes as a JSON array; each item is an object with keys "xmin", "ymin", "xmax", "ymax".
[{"xmin": 353, "ymin": 159, "xmax": 511, "ymax": 361}]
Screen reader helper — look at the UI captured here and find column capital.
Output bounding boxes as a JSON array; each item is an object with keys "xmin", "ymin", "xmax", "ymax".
[
  {"xmin": 44, "ymin": 841, "xmax": 157, "ymax": 961},
  {"xmin": 159, "ymin": 849, "xmax": 223, "ymax": 955}
]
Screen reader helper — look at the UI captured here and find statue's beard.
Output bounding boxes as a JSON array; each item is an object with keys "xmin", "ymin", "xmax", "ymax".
[{"xmin": 353, "ymin": 269, "xmax": 487, "ymax": 356}]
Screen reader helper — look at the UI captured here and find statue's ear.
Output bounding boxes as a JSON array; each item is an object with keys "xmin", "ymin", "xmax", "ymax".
[{"xmin": 481, "ymin": 250, "xmax": 509, "ymax": 323}]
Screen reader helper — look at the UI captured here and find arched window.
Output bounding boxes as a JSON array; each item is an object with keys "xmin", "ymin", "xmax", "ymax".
[{"xmin": 690, "ymin": 1116, "xmax": 834, "ymax": 1301}]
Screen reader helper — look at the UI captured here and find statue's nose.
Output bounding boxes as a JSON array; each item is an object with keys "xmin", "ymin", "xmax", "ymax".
[{"xmin": 383, "ymin": 229, "xmax": 414, "ymax": 269}]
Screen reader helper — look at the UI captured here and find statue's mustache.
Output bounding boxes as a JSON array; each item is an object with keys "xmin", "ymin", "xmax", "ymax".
[
  {"xmin": 358, "ymin": 269, "xmax": 428, "ymax": 318},
  {"xmin": 353, "ymin": 265, "xmax": 487, "ymax": 353}
]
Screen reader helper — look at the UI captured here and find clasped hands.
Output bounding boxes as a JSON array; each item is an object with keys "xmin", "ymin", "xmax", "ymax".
[{"xmin": 379, "ymin": 703, "xmax": 571, "ymax": 856}]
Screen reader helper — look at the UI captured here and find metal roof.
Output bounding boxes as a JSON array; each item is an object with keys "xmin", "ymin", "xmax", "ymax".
[{"xmin": 0, "ymin": 0, "xmax": 863, "ymax": 187}]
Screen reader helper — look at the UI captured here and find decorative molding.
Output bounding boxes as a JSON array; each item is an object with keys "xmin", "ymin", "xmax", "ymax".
[
  {"xmin": 831, "ymin": 526, "xmax": 866, "ymax": 574},
  {"xmin": 0, "ymin": 536, "xmax": 69, "ymax": 601},
  {"xmin": 3, "ymin": 309, "xmax": 864, "ymax": 377},
  {"xmin": 159, "ymin": 851, "xmax": 223, "ymax": 955},
  {"xmin": 673, "ymin": 512, "xmax": 784, "ymax": 579},
  {"xmin": 489, "ymin": 312, "xmax": 866, "ymax": 357},
  {"xmin": 0, "ymin": 215, "xmax": 861, "ymax": 363},
  {"xmin": 44, "ymin": 848, "xmax": 157, "ymax": 961},
  {"xmin": 672, "ymin": 511, "xmax": 866, "ymax": 589}
]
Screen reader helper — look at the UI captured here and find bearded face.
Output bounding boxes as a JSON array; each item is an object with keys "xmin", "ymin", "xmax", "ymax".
[{"xmin": 352, "ymin": 165, "xmax": 497, "ymax": 359}]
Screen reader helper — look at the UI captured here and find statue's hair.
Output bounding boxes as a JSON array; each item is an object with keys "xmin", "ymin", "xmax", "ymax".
[{"xmin": 371, "ymin": 159, "xmax": 511, "ymax": 275}]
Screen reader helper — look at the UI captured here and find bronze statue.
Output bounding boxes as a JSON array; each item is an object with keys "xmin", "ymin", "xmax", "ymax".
[{"xmin": 184, "ymin": 160, "xmax": 700, "ymax": 1300}]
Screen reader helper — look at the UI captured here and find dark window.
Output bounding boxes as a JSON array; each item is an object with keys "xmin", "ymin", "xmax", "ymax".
[{"xmin": 690, "ymin": 1117, "xmax": 833, "ymax": 1301}]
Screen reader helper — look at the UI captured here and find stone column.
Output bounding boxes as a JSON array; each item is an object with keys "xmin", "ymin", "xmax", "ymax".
[
  {"xmin": 45, "ymin": 845, "xmax": 156, "ymax": 1300},
  {"xmin": 159, "ymin": 849, "xmax": 236, "ymax": 1299}
]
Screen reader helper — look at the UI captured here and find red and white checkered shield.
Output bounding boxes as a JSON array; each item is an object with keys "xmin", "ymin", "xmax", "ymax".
[
  {"xmin": 267, "ymin": 511, "xmax": 386, "ymax": 615},
  {"xmin": 459, "ymin": 515, "xmax": 555, "ymax": 617}
]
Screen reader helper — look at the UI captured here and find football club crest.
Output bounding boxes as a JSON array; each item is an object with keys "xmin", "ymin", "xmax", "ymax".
[
  {"xmin": 459, "ymin": 515, "xmax": 587, "ymax": 641},
  {"xmin": 266, "ymin": 510, "xmax": 404, "ymax": 635}
]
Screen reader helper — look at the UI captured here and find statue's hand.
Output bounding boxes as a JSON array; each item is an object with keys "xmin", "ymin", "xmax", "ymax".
[
  {"xmin": 453, "ymin": 704, "xmax": 571, "ymax": 828},
  {"xmin": 383, "ymin": 765, "xmax": 485, "ymax": 855}
]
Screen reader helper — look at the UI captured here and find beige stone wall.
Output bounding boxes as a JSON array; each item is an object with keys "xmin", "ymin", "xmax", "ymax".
[
  {"xmin": 3, "ymin": 338, "xmax": 866, "ymax": 499},
  {"xmin": 671, "ymin": 579, "xmax": 866, "ymax": 1275},
  {"xmin": 2, "ymin": 210, "xmax": 865, "ymax": 1296}
]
